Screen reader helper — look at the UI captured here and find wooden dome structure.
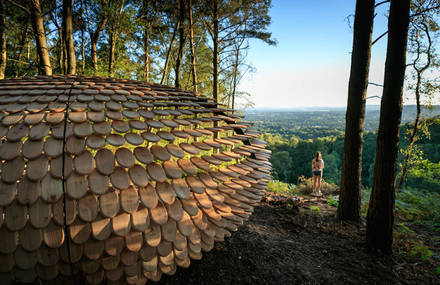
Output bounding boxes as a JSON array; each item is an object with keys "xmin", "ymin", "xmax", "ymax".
[{"xmin": 0, "ymin": 75, "xmax": 271, "ymax": 284}]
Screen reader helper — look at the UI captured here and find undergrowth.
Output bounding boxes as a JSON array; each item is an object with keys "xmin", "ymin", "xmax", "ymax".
[
  {"xmin": 361, "ymin": 187, "xmax": 440, "ymax": 266},
  {"xmin": 268, "ymin": 179, "xmax": 439, "ymax": 270},
  {"xmin": 267, "ymin": 180, "xmax": 297, "ymax": 196}
]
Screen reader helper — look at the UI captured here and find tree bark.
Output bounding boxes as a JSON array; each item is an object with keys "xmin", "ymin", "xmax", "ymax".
[
  {"xmin": 50, "ymin": 10, "xmax": 63, "ymax": 74},
  {"xmin": 337, "ymin": 0, "xmax": 375, "ymax": 222},
  {"xmin": 0, "ymin": 0, "xmax": 6, "ymax": 79},
  {"xmin": 90, "ymin": 11, "xmax": 107, "ymax": 75},
  {"xmin": 212, "ymin": 0, "xmax": 219, "ymax": 103},
  {"xmin": 188, "ymin": 0, "xmax": 198, "ymax": 94},
  {"xmin": 81, "ymin": 29, "xmax": 85, "ymax": 74},
  {"xmin": 58, "ymin": 29, "xmax": 64, "ymax": 74},
  {"xmin": 161, "ymin": 20, "xmax": 179, "ymax": 85},
  {"xmin": 80, "ymin": 0, "xmax": 85, "ymax": 74},
  {"xmin": 175, "ymin": 0, "xmax": 185, "ymax": 88},
  {"xmin": 366, "ymin": 0, "xmax": 410, "ymax": 254},
  {"xmin": 63, "ymin": 0, "xmax": 76, "ymax": 74},
  {"xmin": 63, "ymin": 37, "xmax": 67, "ymax": 74},
  {"xmin": 15, "ymin": 21, "xmax": 28, "ymax": 77},
  {"xmin": 30, "ymin": 0, "xmax": 52, "ymax": 75},
  {"xmin": 108, "ymin": 28, "xmax": 116, "ymax": 76},
  {"xmin": 231, "ymin": 43, "xmax": 240, "ymax": 110},
  {"xmin": 144, "ymin": 25, "xmax": 150, "ymax": 81}
]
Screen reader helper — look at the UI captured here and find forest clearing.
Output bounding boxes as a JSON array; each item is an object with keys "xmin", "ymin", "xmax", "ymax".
[{"xmin": 0, "ymin": 0, "xmax": 440, "ymax": 284}]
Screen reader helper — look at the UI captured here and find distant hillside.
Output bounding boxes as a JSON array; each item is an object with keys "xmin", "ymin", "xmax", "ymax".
[{"xmin": 244, "ymin": 105, "xmax": 440, "ymax": 140}]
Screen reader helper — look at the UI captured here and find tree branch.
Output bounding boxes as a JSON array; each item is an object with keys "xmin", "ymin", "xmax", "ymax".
[
  {"xmin": 6, "ymin": 0, "xmax": 30, "ymax": 14},
  {"xmin": 372, "ymin": 31, "xmax": 388, "ymax": 46},
  {"xmin": 410, "ymin": 5, "xmax": 440, "ymax": 18},
  {"xmin": 366, "ymin": 95, "xmax": 381, "ymax": 100},
  {"xmin": 368, "ymin": 82, "xmax": 384, "ymax": 87},
  {"xmin": 375, "ymin": 0, "xmax": 390, "ymax": 8}
]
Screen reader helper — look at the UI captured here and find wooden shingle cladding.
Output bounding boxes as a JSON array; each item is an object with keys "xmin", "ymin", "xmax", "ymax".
[{"xmin": 0, "ymin": 75, "xmax": 271, "ymax": 284}]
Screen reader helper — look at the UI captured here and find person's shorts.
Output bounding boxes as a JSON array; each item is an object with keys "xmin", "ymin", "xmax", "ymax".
[{"xmin": 313, "ymin": 170, "xmax": 322, "ymax": 176}]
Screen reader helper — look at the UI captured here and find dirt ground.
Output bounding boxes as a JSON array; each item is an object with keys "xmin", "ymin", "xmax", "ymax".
[{"xmin": 157, "ymin": 194, "xmax": 440, "ymax": 285}]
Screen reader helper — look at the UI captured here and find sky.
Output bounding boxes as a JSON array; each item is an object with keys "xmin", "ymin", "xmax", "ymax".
[{"xmin": 238, "ymin": 0, "xmax": 391, "ymax": 108}]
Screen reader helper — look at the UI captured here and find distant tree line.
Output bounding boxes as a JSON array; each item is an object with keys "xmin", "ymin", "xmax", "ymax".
[{"xmin": 266, "ymin": 117, "xmax": 440, "ymax": 192}]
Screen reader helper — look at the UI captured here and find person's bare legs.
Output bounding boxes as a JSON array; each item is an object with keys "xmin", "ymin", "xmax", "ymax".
[
  {"xmin": 317, "ymin": 175, "xmax": 322, "ymax": 195},
  {"xmin": 312, "ymin": 175, "xmax": 317, "ymax": 194}
]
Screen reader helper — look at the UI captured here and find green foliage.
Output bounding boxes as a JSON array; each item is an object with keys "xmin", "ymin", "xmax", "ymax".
[
  {"xmin": 267, "ymin": 180, "xmax": 296, "ymax": 196},
  {"xmin": 3, "ymin": 0, "xmax": 274, "ymax": 110},
  {"xmin": 261, "ymin": 110, "xmax": 440, "ymax": 190},
  {"xmin": 310, "ymin": 205, "xmax": 321, "ymax": 214},
  {"xmin": 409, "ymin": 241, "xmax": 433, "ymax": 260},
  {"xmin": 327, "ymin": 196, "xmax": 338, "ymax": 207},
  {"xmin": 395, "ymin": 189, "xmax": 440, "ymax": 226}
]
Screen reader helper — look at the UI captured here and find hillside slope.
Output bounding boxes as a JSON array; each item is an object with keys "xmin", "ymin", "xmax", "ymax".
[{"xmin": 156, "ymin": 198, "xmax": 439, "ymax": 284}]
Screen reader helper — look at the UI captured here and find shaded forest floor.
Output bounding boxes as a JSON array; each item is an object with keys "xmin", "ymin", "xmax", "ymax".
[{"xmin": 157, "ymin": 192, "xmax": 440, "ymax": 285}]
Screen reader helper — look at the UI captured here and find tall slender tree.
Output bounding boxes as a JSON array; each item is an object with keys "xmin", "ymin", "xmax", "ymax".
[
  {"xmin": 188, "ymin": 0, "xmax": 198, "ymax": 93},
  {"xmin": 89, "ymin": 0, "xmax": 108, "ymax": 75},
  {"xmin": 201, "ymin": 0, "xmax": 274, "ymax": 103},
  {"xmin": 161, "ymin": 21, "xmax": 179, "ymax": 85},
  {"xmin": 174, "ymin": 0, "xmax": 186, "ymax": 88},
  {"xmin": 0, "ymin": 0, "xmax": 6, "ymax": 79},
  {"xmin": 14, "ymin": 20, "xmax": 29, "ymax": 77},
  {"xmin": 30, "ymin": 0, "xmax": 52, "ymax": 75},
  {"xmin": 63, "ymin": 0, "xmax": 76, "ymax": 74},
  {"xmin": 366, "ymin": 0, "xmax": 411, "ymax": 254},
  {"xmin": 212, "ymin": 0, "xmax": 219, "ymax": 102},
  {"xmin": 337, "ymin": 0, "xmax": 375, "ymax": 222},
  {"xmin": 142, "ymin": 0, "xmax": 151, "ymax": 81}
]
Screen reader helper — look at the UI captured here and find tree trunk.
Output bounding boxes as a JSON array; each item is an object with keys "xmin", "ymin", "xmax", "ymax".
[
  {"xmin": 337, "ymin": 0, "xmax": 375, "ymax": 222},
  {"xmin": 63, "ymin": 37, "xmax": 67, "ymax": 74},
  {"xmin": 58, "ymin": 29, "xmax": 64, "ymax": 74},
  {"xmin": 108, "ymin": 29, "xmax": 116, "ymax": 76},
  {"xmin": 51, "ymin": 11, "xmax": 63, "ymax": 74},
  {"xmin": 16, "ymin": 21, "xmax": 28, "ymax": 77},
  {"xmin": 91, "ymin": 17, "xmax": 107, "ymax": 75},
  {"xmin": 175, "ymin": 0, "xmax": 185, "ymax": 88},
  {"xmin": 144, "ymin": 25, "xmax": 150, "ymax": 81},
  {"xmin": 0, "ymin": 0, "xmax": 6, "ymax": 79},
  {"xmin": 81, "ymin": 29, "xmax": 85, "ymax": 74},
  {"xmin": 212, "ymin": 0, "xmax": 219, "ymax": 103},
  {"xmin": 188, "ymin": 0, "xmax": 198, "ymax": 94},
  {"xmin": 231, "ymin": 43, "xmax": 240, "ymax": 110},
  {"xmin": 397, "ymin": 24, "xmax": 432, "ymax": 191},
  {"xmin": 366, "ymin": 0, "xmax": 410, "ymax": 254},
  {"xmin": 161, "ymin": 21, "xmax": 179, "ymax": 85},
  {"xmin": 30, "ymin": 0, "xmax": 52, "ymax": 75},
  {"xmin": 80, "ymin": 0, "xmax": 85, "ymax": 74},
  {"xmin": 63, "ymin": 0, "xmax": 76, "ymax": 74}
]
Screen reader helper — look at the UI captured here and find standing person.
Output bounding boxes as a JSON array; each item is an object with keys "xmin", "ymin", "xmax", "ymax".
[{"xmin": 312, "ymin": 152, "xmax": 325, "ymax": 196}]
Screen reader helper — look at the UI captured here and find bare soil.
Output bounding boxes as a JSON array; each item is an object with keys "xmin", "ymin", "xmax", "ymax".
[{"xmin": 157, "ymin": 193, "xmax": 440, "ymax": 285}]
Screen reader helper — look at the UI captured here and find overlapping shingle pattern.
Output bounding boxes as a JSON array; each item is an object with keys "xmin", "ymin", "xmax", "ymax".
[{"xmin": 0, "ymin": 75, "xmax": 271, "ymax": 284}]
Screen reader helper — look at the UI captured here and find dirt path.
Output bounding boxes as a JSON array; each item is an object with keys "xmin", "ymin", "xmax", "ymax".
[{"xmin": 157, "ymin": 197, "xmax": 440, "ymax": 285}]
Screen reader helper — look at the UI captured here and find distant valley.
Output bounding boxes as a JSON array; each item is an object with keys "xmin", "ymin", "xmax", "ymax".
[{"xmin": 244, "ymin": 105, "xmax": 440, "ymax": 139}]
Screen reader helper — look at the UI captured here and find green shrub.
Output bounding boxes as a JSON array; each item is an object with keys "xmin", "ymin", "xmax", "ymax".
[
  {"xmin": 267, "ymin": 180, "xmax": 297, "ymax": 196},
  {"xmin": 327, "ymin": 195, "xmax": 339, "ymax": 207},
  {"xmin": 296, "ymin": 175, "xmax": 339, "ymax": 195},
  {"xmin": 310, "ymin": 205, "xmax": 321, "ymax": 214}
]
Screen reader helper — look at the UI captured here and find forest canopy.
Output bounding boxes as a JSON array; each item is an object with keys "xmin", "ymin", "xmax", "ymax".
[{"xmin": 0, "ymin": 0, "xmax": 275, "ymax": 109}]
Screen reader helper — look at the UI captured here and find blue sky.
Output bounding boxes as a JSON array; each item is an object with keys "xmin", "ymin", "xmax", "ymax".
[{"xmin": 239, "ymin": 0, "xmax": 391, "ymax": 108}]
